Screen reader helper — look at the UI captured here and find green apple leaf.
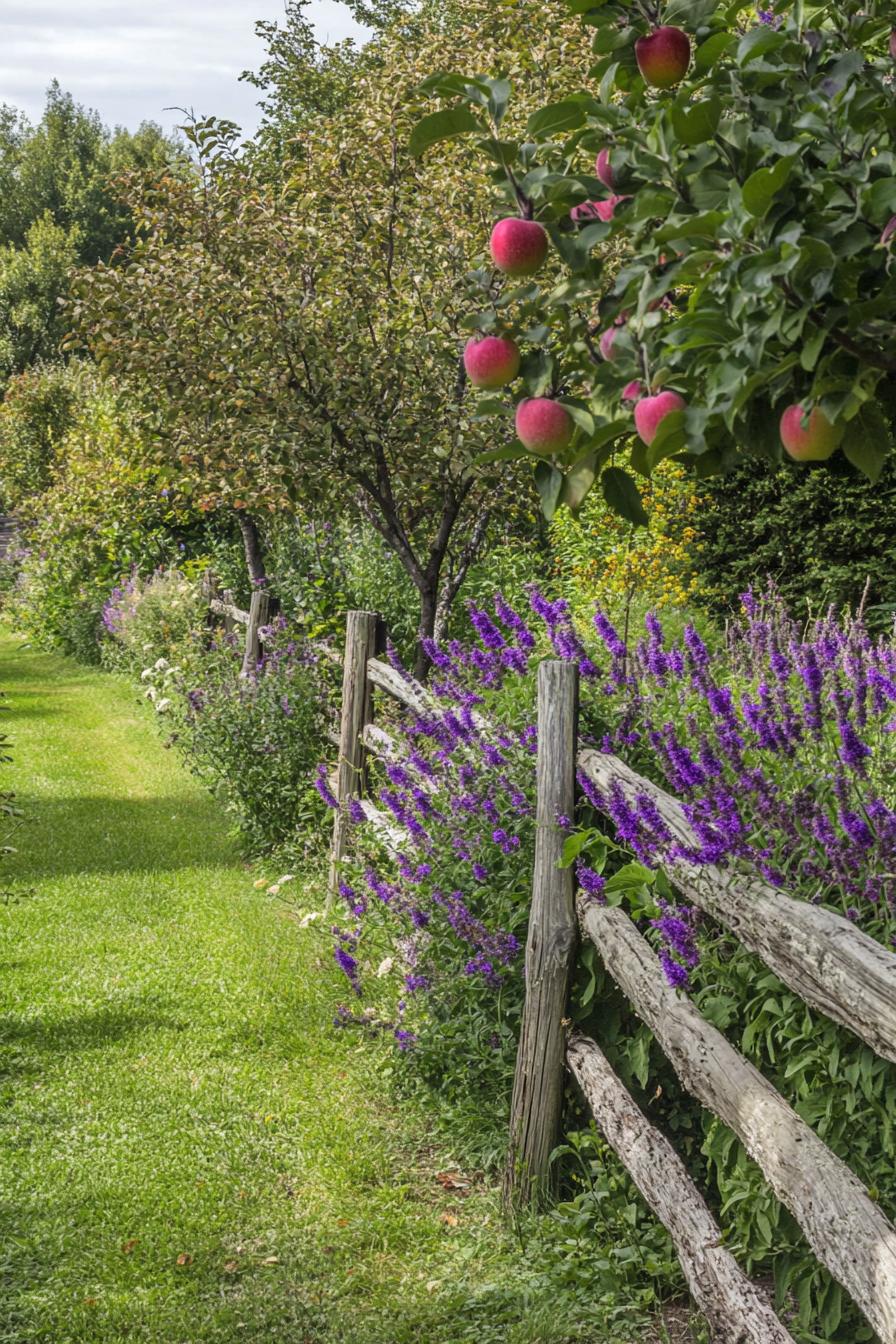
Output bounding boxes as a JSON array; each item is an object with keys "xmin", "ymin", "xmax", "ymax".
[
  {"xmin": 409, "ymin": 107, "xmax": 485, "ymax": 157},
  {"xmin": 601, "ymin": 465, "xmax": 648, "ymax": 527}
]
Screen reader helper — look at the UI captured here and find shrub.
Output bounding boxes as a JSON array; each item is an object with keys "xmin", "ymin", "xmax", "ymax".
[
  {"xmin": 140, "ymin": 618, "xmax": 333, "ymax": 854},
  {"xmin": 550, "ymin": 461, "xmax": 702, "ymax": 620},
  {"xmin": 101, "ymin": 567, "xmax": 205, "ymax": 675},
  {"xmin": 2, "ymin": 368, "xmax": 200, "ymax": 660},
  {"xmin": 695, "ymin": 452, "xmax": 896, "ymax": 628},
  {"xmin": 0, "ymin": 361, "xmax": 77, "ymax": 511}
]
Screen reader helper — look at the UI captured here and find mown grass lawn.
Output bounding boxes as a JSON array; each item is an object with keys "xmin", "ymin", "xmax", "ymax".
[{"xmin": 0, "ymin": 631, "xmax": 697, "ymax": 1344}]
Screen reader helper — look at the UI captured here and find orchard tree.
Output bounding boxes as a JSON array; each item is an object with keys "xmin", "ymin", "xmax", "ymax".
[
  {"xmin": 412, "ymin": 0, "xmax": 896, "ymax": 524},
  {"xmin": 71, "ymin": 0, "xmax": 595, "ymax": 672}
]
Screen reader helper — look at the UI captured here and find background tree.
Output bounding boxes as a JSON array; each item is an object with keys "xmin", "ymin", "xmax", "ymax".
[{"xmin": 72, "ymin": 0, "xmax": 596, "ymax": 672}]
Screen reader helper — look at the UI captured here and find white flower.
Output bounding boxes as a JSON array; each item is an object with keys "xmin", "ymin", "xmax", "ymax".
[
  {"xmin": 140, "ymin": 669, "xmax": 153, "ymax": 681},
  {"xmin": 297, "ymin": 911, "xmax": 320, "ymax": 928},
  {"xmin": 154, "ymin": 657, "xmax": 169, "ymax": 670},
  {"xmin": 145, "ymin": 686, "xmax": 158, "ymax": 701},
  {"xmin": 277, "ymin": 874, "xmax": 295, "ymax": 885},
  {"xmin": 156, "ymin": 697, "xmax": 172, "ymax": 713},
  {"xmin": 376, "ymin": 957, "xmax": 394, "ymax": 978}
]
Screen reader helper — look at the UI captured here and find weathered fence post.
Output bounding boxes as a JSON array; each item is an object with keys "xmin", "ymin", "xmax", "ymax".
[
  {"xmin": 240, "ymin": 588, "xmax": 272, "ymax": 679},
  {"xmin": 505, "ymin": 659, "xmax": 579, "ymax": 1210},
  {"xmin": 327, "ymin": 610, "xmax": 381, "ymax": 909},
  {"xmin": 222, "ymin": 588, "xmax": 237, "ymax": 636}
]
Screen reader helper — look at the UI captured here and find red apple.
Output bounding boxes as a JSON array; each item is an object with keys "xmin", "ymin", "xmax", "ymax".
[
  {"xmin": 595, "ymin": 148, "xmax": 614, "ymax": 189},
  {"xmin": 634, "ymin": 391, "xmax": 686, "ymax": 446},
  {"xmin": 622, "ymin": 380, "xmax": 643, "ymax": 404},
  {"xmin": 599, "ymin": 327, "xmax": 618, "ymax": 361},
  {"xmin": 635, "ymin": 26, "xmax": 691, "ymax": 89},
  {"xmin": 463, "ymin": 336, "xmax": 521, "ymax": 389},
  {"xmin": 779, "ymin": 404, "xmax": 843, "ymax": 461},
  {"xmin": 515, "ymin": 398, "xmax": 574, "ymax": 455},
  {"xmin": 570, "ymin": 194, "xmax": 629, "ymax": 224},
  {"xmin": 489, "ymin": 218, "xmax": 549, "ymax": 277}
]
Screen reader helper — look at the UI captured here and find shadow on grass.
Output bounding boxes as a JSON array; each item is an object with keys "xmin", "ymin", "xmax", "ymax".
[
  {"xmin": 9, "ymin": 796, "xmax": 238, "ymax": 880},
  {"xmin": 0, "ymin": 997, "xmax": 187, "ymax": 1065}
]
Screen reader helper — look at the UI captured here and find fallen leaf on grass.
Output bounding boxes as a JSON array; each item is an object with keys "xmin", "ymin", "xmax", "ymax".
[
  {"xmin": 223, "ymin": 1260, "xmax": 240, "ymax": 1273},
  {"xmin": 262, "ymin": 1256, "xmax": 279, "ymax": 1265},
  {"xmin": 121, "ymin": 1239, "xmax": 139, "ymax": 1255},
  {"xmin": 435, "ymin": 1172, "xmax": 471, "ymax": 1194},
  {"xmin": 176, "ymin": 1253, "xmax": 194, "ymax": 1266},
  {"xmin": 439, "ymin": 1213, "xmax": 458, "ymax": 1227}
]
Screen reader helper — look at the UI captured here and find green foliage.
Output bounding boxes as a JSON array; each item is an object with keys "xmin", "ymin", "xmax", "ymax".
[
  {"xmin": 413, "ymin": 0, "xmax": 896, "ymax": 520},
  {"xmin": 101, "ymin": 567, "xmax": 207, "ymax": 676},
  {"xmin": 0, "ymin": 361, "xmax": 77, "ymax": 510},
  {"xmin": 0, "ymin": 82, "xmax": 184, "ymax": 263},
  {"xmin": 3, "ymin": 366, "xmax": 199, "ymax": 661},
  {"xmin": 140, "ymin": 622, "xmax": 333, "ymax": 854},
  {"xmin": 0, "ymin": 213, "xmax": 80, "ymax": 383},
  {"xmin": 695, "ymin": 451, "xmax": 896, "ymax": 625}
]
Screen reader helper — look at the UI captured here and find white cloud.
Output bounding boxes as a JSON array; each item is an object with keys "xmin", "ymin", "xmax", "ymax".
[{"xmin": 0, "ymin": 1, "xmax": 368, "ymax": 137}]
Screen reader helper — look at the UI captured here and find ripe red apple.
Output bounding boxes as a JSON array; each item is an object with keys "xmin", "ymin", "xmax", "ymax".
[
  {"xmin": 463, "ymin": 335, "xmax": 521, "ymax": 389},
  {"xmin": 599, "ymin": 327, "xmax": 618, "ymax": 361},
  {"xmin": 595, "ymin": 148, "xmax": 614, "ymax": 189},
  {"xmin": 515, "ymin": 398, "xmax": 574, "ymax": 455},
  {"xmin": 634, "ymin": 390, "xmax": 686, "ymax": 446},
  {"xmin": 489, "ymin": 218, "xmax": 549, "ymax": 277},
  {"xmin": 635, "ymin": 26, "xmax": 691, "ymax": 89},
  {"xmin": 779, "ymin": 404, "xmax": 843, "ymax": 461},
  {"xmin": 621, "ymin": 380, "xmax": 643, "ymax": 403}
]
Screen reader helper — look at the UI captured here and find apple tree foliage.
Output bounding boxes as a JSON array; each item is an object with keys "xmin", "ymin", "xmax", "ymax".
[{"xmin": 412, "ymin": 0, "xmax": 896, "ymax": 524}]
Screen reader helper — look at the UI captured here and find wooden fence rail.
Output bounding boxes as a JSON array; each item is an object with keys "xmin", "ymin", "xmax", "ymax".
[{"xmin": 326, "ymin": 611, "xmax": 896, "ymax": 1341}]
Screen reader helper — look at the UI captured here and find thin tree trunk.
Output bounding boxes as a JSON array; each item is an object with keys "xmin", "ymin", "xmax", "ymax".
[
  {"xmin": 235, "ymin": 511, "xmax": 267, "ymax": 588},
  {"xmin": 413, "ymin": 581, "xmax": 438, "ymax": 681}
]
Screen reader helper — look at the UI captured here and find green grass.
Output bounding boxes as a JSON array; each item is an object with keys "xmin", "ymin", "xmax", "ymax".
[{"xmin": 0, "ymin": 631, "xmax": 694, "ymax": 1344}]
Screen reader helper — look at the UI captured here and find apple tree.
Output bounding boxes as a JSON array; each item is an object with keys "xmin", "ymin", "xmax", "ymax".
[{"xmin": 411, "ymin": 0, "xmax": 896, "ymax": 524}]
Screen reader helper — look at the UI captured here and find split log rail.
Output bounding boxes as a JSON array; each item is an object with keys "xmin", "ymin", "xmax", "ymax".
[{"xmin": 328, "ymin": 610, "xmax": 896, "ymax": 1342}]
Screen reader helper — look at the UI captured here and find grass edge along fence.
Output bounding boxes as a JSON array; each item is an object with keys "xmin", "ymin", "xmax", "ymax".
[{"xmin": 328, "ymin": 610, "xmax": 896, "ymax": 1344}]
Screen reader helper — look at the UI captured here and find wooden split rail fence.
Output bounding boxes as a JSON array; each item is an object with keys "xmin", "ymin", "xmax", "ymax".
[{"xmin": 328, "ymin": 610, "xmax": 896, "ymax": 1343}]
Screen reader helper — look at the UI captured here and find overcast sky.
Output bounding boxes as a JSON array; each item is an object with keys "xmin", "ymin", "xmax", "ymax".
[{"xmin": 0, "ymin": 2, "xmax": 368, "ymax": 138}]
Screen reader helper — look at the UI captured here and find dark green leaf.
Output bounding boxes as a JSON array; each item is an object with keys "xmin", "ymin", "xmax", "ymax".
[
  {"xmin": 601, "ymin": 465, "xmax": 649, "ymax": 526},
  {"xmin": 527, "ymin": 99, "xmax": 587, "ymax": 139},
  {"xmin": 534, "ymin": 461, "xmax": 564, "ymax": 520}
]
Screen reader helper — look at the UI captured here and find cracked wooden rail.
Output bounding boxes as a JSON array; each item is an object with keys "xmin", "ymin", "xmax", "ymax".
[{"xmin": 577, "ymin": 899, "xmax": 896, "ymax": 1344}]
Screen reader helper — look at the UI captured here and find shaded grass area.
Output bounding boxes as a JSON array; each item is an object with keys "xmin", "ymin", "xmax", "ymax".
[{"xmin": 0, "ymin": 632, "xmax": 694, "ymax": 1344}]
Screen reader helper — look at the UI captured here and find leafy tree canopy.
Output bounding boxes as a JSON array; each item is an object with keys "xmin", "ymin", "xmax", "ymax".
[{"xmin": 412, "ymin": 0, "xmax": 896, "ymax": 522}]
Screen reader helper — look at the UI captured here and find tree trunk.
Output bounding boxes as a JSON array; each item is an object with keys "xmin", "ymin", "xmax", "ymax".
[
  {"xmin": 235, "ymin": 510, "xmax": 267, "ymax": 588},
  {"xmin": 413, "ymin": 579, "xmax": 438, "ymax": 681}
]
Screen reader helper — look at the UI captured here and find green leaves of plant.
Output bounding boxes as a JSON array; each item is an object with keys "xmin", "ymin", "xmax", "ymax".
[
  {"xmin": 670, "ymin": 98, "xmax": 722, "ymax": 148},
  {"xmin": 742, "ymin": 156, "xmax": 796, "ymax": 217},
  {"xmin": 409, "ymin": 107, "xmax": 484, "ymax": 157},
  {"xmin": 526, "ymin": 98, "xmax": 587, "ymax": 140},
  {"xmin": 601, "ymin": 465, "xmax": 648, "ymax": 527},
  {"xmin": 843, "ymin": 402, "xmax": 892, "ymax": 482}
]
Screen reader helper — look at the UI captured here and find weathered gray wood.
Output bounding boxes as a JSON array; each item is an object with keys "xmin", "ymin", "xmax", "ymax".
[
  {"xmin": 240, "ymin": 589, "xmax": 272, "ymax": 678},
  {"xmin": 365, "ymin": 657, "xmax": 432, "ymax": 717},
  {"xmin": 578, "ymin": 749, "xmax": 896, "ymax": 1066},
  {"xmin": 209, "ymin": 593, "xmax": 249, "ymax": 627},
  {"xmin": 566, "ymin": 1033, "xmax": 796, "ymax": 1344},
  {"xmin": 327, "ymin": 611, "xmax": 381, "ymax": 907},
  {"xmin": 505, "ymin": 660, "xmax": 579, "ymax": 1210},
  {"xmin": 578, "ymin": 899, "xmax": 896, "ymax": 1343}
]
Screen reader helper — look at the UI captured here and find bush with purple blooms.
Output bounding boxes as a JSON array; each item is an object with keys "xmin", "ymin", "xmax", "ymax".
[
  {"xmin": 323, "ymin": 581, "xmax": 896, "ymax": 1342},
  {"xmin": 141, "ymin": 615, "xmax": 335, "ymax": 854}
]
